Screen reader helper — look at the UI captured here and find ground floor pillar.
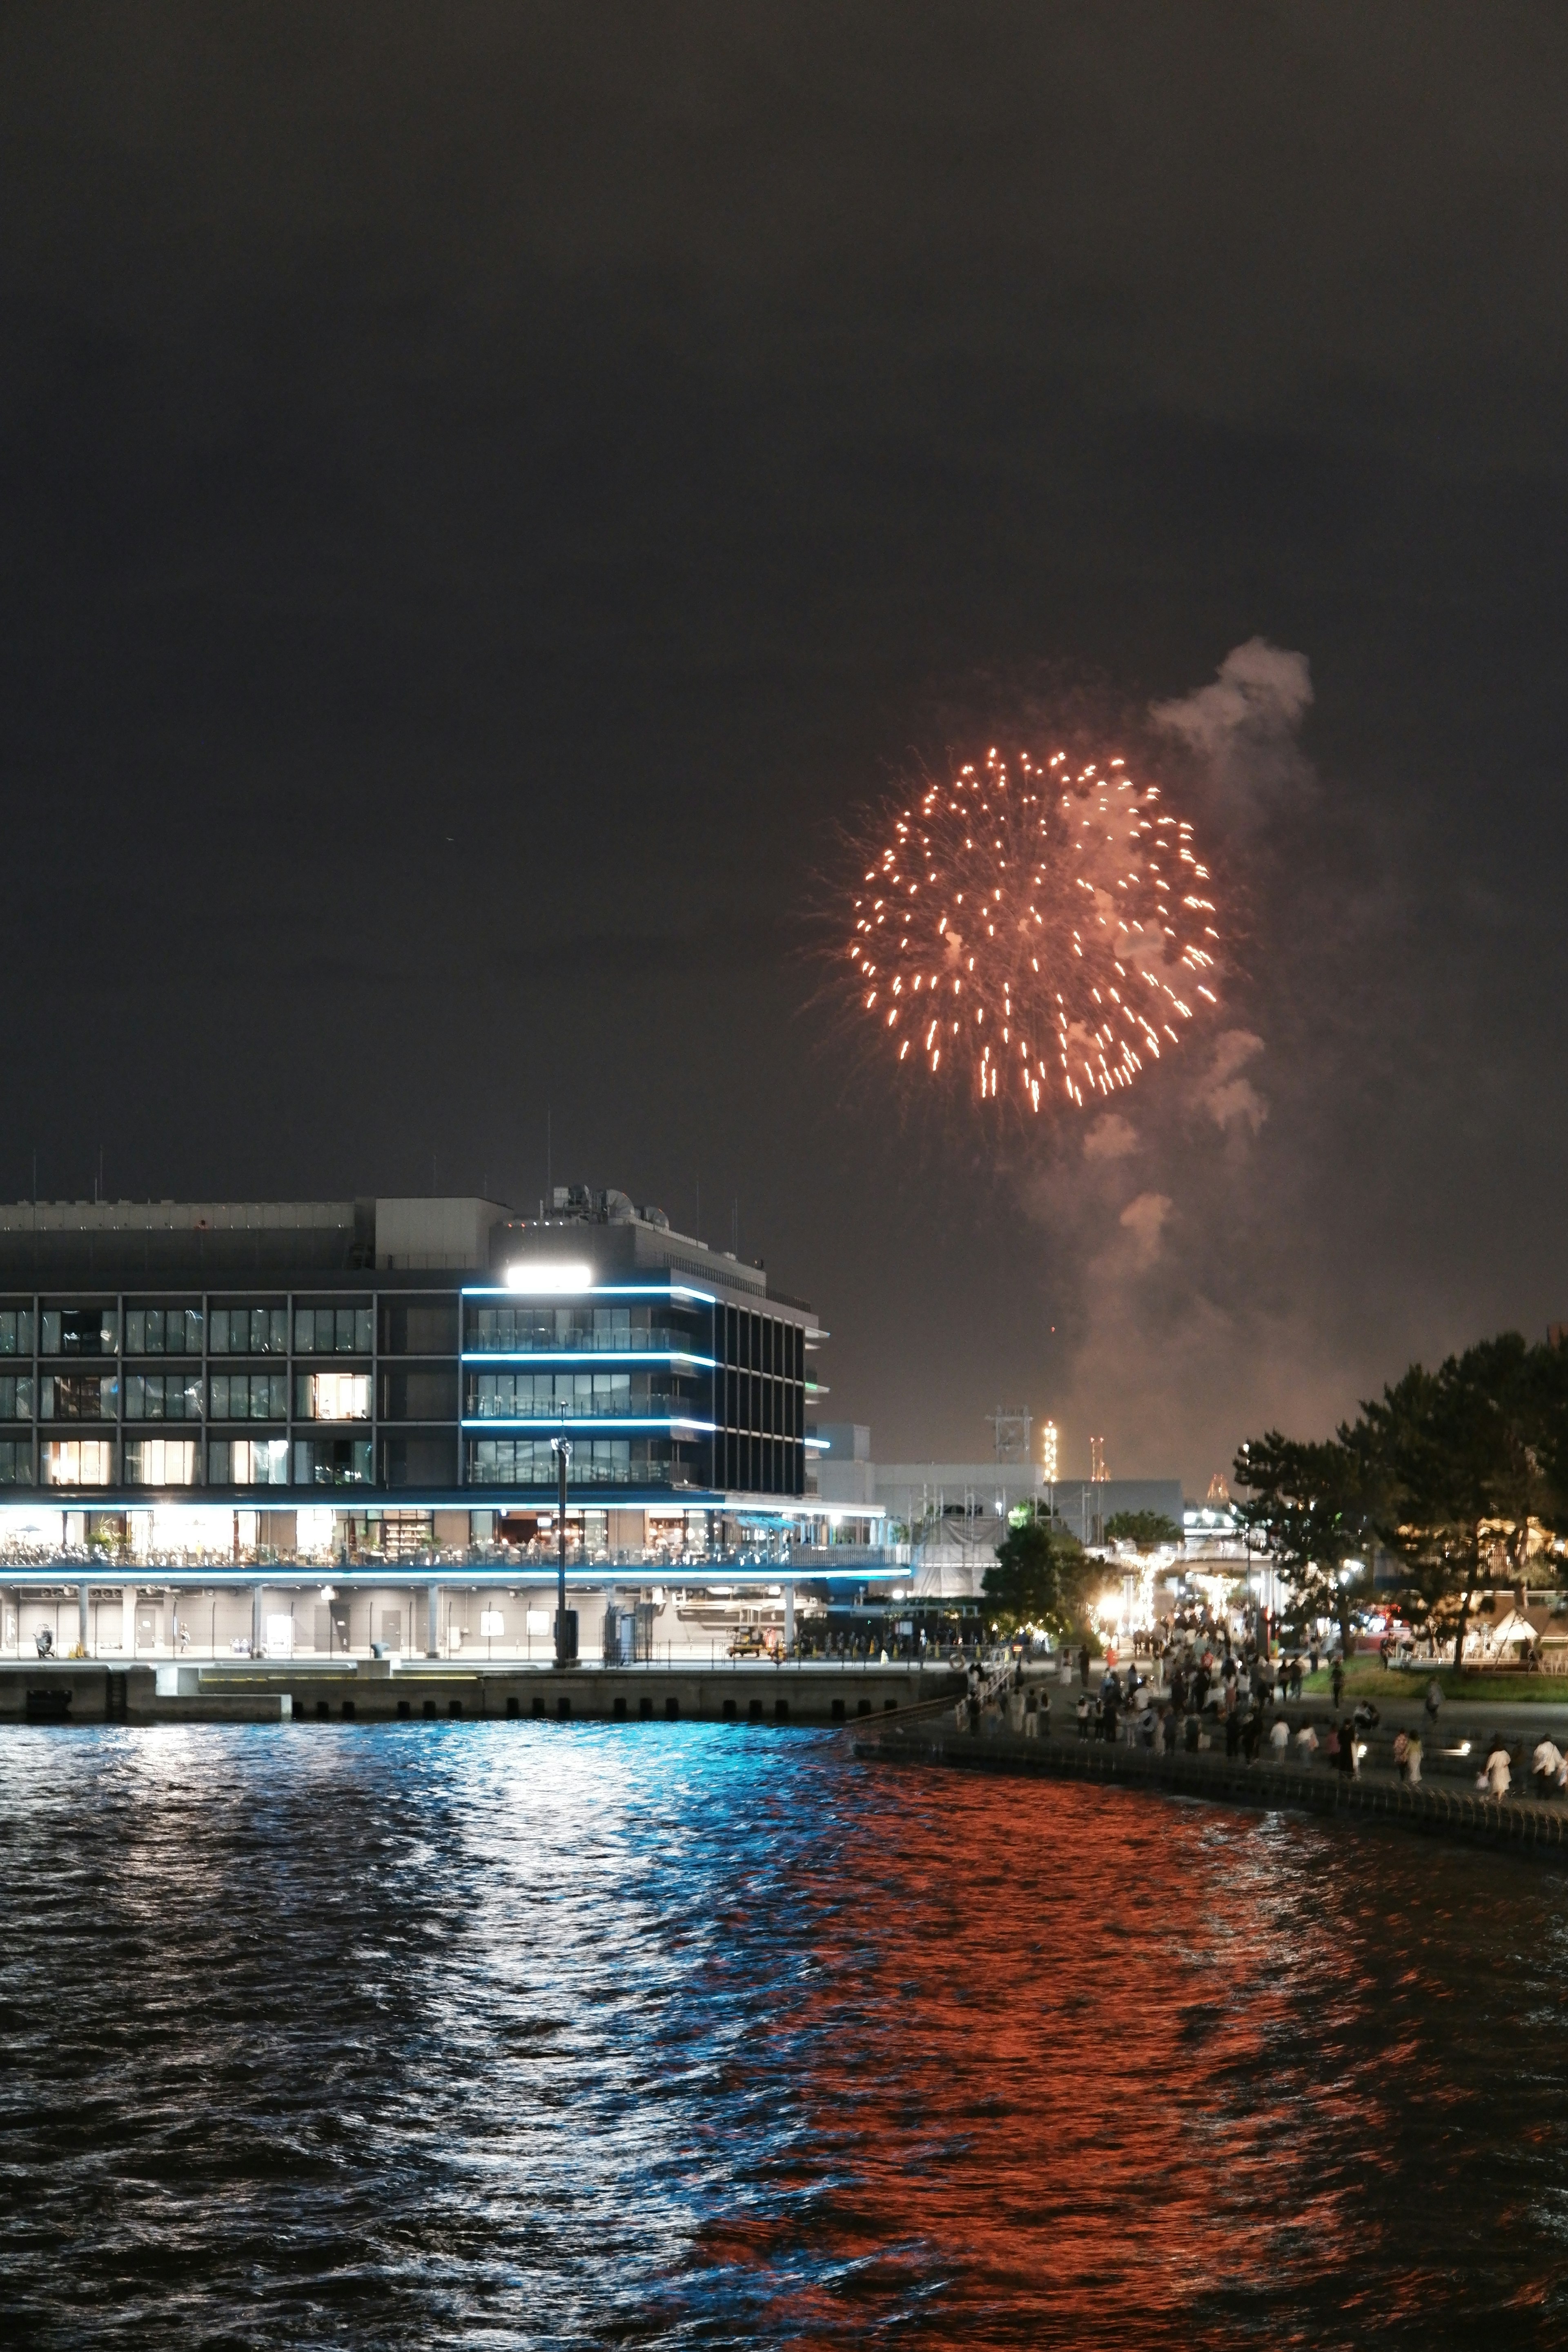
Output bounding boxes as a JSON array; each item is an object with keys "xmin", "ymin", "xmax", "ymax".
[
  {"xmin": 426, "ymin": 1582, "xmax": 441, "ymax": 1658},
  {"xmin": 78, "ymin": 1580, "xmax": 90, "ymax": 1657},
  {"xmin": 252, "ymin": 1584, "xmax": 265, "ymax": 1656},
  {"xmin": 784, "ymin": 1581, "xmax": 795, "ymax": 1652},
  {"xmin": 122, "ymin": 1584, "xmax": 136, "ymax": 1657}
]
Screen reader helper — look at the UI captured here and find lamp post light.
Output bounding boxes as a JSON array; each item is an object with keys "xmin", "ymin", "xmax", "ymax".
[{"xmin": 550, "ymin": 1433, "xmax": 577, "ymax": 1668}]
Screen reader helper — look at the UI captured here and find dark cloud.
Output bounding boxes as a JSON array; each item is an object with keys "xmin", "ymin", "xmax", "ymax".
[{"xmin": 0, "ymin": 5, "xmax": 1564, "ymax": 1479}]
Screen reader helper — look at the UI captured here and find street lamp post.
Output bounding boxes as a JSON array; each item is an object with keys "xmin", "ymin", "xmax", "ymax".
[{"xmin": 550, "ymin": 1433, "xmax": 577, "ymax": 1668}]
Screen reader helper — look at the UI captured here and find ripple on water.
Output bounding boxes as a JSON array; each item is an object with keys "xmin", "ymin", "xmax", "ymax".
[{"xmin": 1, "ymin": 1723, "xmax": 1566, "ymax": 2348}]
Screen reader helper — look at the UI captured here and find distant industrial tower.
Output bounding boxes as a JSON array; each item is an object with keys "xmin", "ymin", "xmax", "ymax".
[
  {"xmin": 1040, "ymin": 1419, "xmax": 1059, "ymax": 1482},
  {"xmin": 987, "ymin": 1406, "xmax": 1032, "ymax": 1464},
  {"xmin": 1089, "ymin": 1435, "xmax": 1109, "ymax": 1481}
]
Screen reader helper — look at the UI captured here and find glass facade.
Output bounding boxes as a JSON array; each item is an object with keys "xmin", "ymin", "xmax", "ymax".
[
  {"xmin": 209, "ymin": 1437, "xmax": 289, "ymax": 1485},
  {"xmin": 468, "ymin": 1436, "xmax": 640, "ymax": 1486},
  {"xmin": 127, "ymin": 1373, "xmax": 202, "ymax": 1420},
  {"xmin": 125, "ymin": 1437, "xmax": 196, "ymax": 1486},
  {"xmin": 41, "ymin": 1438, "xmax": 114, "ymax": 1485},
  {"xmin": 294, "ymin": 1438, "xmax": 373, "ymax": 1486},
  {"xmin": 209, "ymin": 1372, "xmax": 288, "ymax": 1421},
  {"xmin": 125, "ymin": 1306, "xmax": 203, "ymax": 1354},
  {"xmin": 0, "ymin": 1273, "xmax": 809, "ymax": 1503},
  {"xmin": 209, "ymin": 1306, "xmax": 289, "ymax": 1355},
  {"xmin": 295, "ymin": 1371, "xmax": 371, "ymax": 1421}
]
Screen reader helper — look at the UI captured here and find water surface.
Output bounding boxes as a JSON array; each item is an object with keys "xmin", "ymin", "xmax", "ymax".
[{"xmin": 1, "ymin": 1722, "xmax": 1565, "ymax": 2348}]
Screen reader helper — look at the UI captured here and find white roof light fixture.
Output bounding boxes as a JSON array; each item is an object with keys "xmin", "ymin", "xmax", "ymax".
[{"xmin": 504, "ymin": 1261, "xmax": 593, "ymax": 1293}]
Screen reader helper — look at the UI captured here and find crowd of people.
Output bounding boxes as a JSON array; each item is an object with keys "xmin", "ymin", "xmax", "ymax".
[{"xmin": 955, "ymin": 1614, "xmax": 1568, "ymax": 1806}]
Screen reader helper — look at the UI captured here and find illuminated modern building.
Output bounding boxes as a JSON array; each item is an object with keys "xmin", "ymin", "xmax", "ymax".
[{"xmin": 0, "ymin": 1189, "xmax": 819, "ymax": 1544}]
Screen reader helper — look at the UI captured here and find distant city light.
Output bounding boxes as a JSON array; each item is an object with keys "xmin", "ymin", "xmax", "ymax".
[
  {"xmin": 1089, "ymin": 1435, "xmax": 1108, "ymax": 1482},
  {"xmin": 504, "ymin": 1262, "xmax": 593, "ymax": 1292}
]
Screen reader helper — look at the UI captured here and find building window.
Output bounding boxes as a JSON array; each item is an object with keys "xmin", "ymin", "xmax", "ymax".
[
  {"xmin": 40, "ymin": 1309, "xmax": 117, "ymax": 1356},
  {"xmin": 469, "ymin": 1370, "xmax": 635, "ymax": 1418},
  {"xmin": 208, "ymin": 1305, "xmax": 288, "ymax": 1355},
  {"xmin": 294, "ymin": 1306, "xmax": 373, "ymax": 1355},
  {"xmin": 209, "ymin": 1438, "xmax": 289, "ymax": 1486},
  {"xmin": 0, "ymin": 1439, "xmax": 32, "ymax": 1485},
  {"xmin": 0, "ymin": 1376, "xmax": 33, "ymax": 1420},
  {"xmin": 40, "ymin": 1439, "xmax": 113, "ymax": 1485},
  {"xmin": 0, "ymin": 1309, "xmax": 35, "ymax": 1356},
  {"xmin": 293, "ymin": 1438, "xmax": 373, "ymax": 1486},
  {"xmin": 40, "ymin": 1374, "xmax": 116, "ymax": 1421},
  {"xmin": 125, "ymin": 1438, "xmax": 196, "ymax": 1486},
  {"xmin": 125, "ymin": 1306, "xmax": 203, "ymax": 1356},
  {"xmin": 209, "ymin": 1372, "xmax": 287, "ymax": 1422},
  {"xmin": 465, "ymin": 1303, "xmax": 699, "ymax": 1354},
  {"xmin": 295, "ymin": 1371, "xmax": 371, "ymax": 1421},
  {"xmin": 467, "ymin": 1436, "xmax": 639, "ymax": 1486},
  {"xmin": 127, "ymin": 1373, "xmax": 202, "ymax": 1421}
]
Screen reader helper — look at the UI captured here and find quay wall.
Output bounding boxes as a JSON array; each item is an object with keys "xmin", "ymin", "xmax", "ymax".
[
  {"xmin": 0, "ymin": 1657, "xmax": 961, "ymax": 1729},
  {"xmin": 862, "ymin": 1718, "xmax": 1568, "ymax": 1863}
]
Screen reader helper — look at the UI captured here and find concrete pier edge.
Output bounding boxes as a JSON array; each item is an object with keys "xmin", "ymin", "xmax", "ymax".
[
  {"xmin": 858, "ymin": 1721, "xmax": 1568, "ymax": 1863},
  {"xmin": 0, "ymin": 1656, "xmax": 963, "ymax": 1728}
]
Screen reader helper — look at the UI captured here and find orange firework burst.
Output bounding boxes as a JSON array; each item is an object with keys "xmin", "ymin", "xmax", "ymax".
[{"xmin": 846, "ymin": 747, "xmax": 1220, "ymax": 1111}]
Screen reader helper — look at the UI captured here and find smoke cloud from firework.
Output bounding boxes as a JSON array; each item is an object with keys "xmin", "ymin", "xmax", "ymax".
[{"xmin": 846, "ymin": 748, "xmax": 1221, "ymax": 1116}]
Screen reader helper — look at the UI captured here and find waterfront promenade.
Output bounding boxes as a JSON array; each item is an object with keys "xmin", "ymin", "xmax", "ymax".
[
  {"xmin": 0, "ymin": 1651, "xmax": 963, "ymax": 1728},
  {"xmin": 862, "ymin": 1702, "xmax": 1568, "ymax": 1862}
]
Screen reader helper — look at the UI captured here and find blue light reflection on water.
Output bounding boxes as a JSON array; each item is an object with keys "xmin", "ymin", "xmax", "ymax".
[{"xmin": 2, "ymin": 1723, "xmax": 1568, "ymax": 2348}]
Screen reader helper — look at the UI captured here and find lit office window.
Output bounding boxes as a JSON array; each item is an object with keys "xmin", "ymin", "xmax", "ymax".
[
  {"xmin": 294, "ymin": 1307, "xmax": 373, "ymax": 1354},
  {"xmin": 0, "ymin": 1440, "xmax": 32, "ymax": 1484},
  {"xmin": 0, "ymin": 1377, "xmax": 33, "ymax": 1419},
  {"xmin": 295, "ymin": 1372, "xmax": 371, "ymax": 1421},
  {"xmin": 208, "ymin": 1306, "xmax": 288, "ymax": 1355},
  {"xmin": 208, "ymin": 1373, "xmax": 287, "ymax": 1421},
  {"xmin": 0, "ymin": 1310, "xmax": 35, "ymax": 1356},
  {"xmin": 209, "ymin": 1438, "xmax": 289, "ymax": 1486},
  {"xmin": 125, "ymin": 1438, "xmax": 196, "ymax": 1486},
  {"xmin": 40, "ymin": 1439, "xmax": 113, "ymax": 1485}
]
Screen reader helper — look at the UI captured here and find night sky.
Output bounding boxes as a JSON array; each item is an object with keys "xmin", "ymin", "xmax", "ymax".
[{"xmin": 3, "ymin": 6, "xmax": 1566, "ymax": 1491}]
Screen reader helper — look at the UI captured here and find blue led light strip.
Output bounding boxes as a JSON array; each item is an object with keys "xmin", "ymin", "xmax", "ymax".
[
  {"xmin": 461, "ymin": 1417, "xmax": 719, "ymax": 1433},
  {"xmin": 460, "ymin": 1350, "xmax": 717, "ymax": 1368}
]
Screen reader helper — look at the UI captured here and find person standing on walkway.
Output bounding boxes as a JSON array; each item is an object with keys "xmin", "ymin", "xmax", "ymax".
[
  {"xmin": 1331, "ymin": 1657, "xmax": 1345, "ymax": 1710},
  {"xmin": 1079, "ymin": 1643, "xmax": 1091, "ymax": 1690},
  {"xmin": 1424, "ymin": 1677, "xmax": 1443, "ymax": 1734},
  {"xmin": 1479, "ymin": 1738, "xmax": 1512, "ymax": 1799},
  {"xmin": 1294, "ymin": 1720, "xmax": 1320, "ymax": 1768},
  {"xmin": 1393, "ymin": 1729, "xmax": 1410, "ymax": 1782},
  {"xmin": 1225, "ymin": 1704, "xmax": 1242, "ymax": 1759},
  {"xmin": 1532, "ymin": 1737, "xmax": 1564, "ymax": 1797},
  {"xmin": 1335, "ymin": 1717, "xmax": 1356, "ymax": 1778},
  {"xmin": 1269, "ymin": 1713, "xmax": 1290, "ymax": 1764},
  {"xmin": 1405, "ymin": 1731, "xmax": 1423, "ymax": 1786}
]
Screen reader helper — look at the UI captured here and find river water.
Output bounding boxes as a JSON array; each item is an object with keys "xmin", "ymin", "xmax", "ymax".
[{"xmin": 1, "ymin": 1723, "xmax": 1566, "ymax": 2349}]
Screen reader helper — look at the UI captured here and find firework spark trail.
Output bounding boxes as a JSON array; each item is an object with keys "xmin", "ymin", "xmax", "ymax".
[{"xmin": 846, "ymin": 748, "xmax": 1221, "ymax": 1111}]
